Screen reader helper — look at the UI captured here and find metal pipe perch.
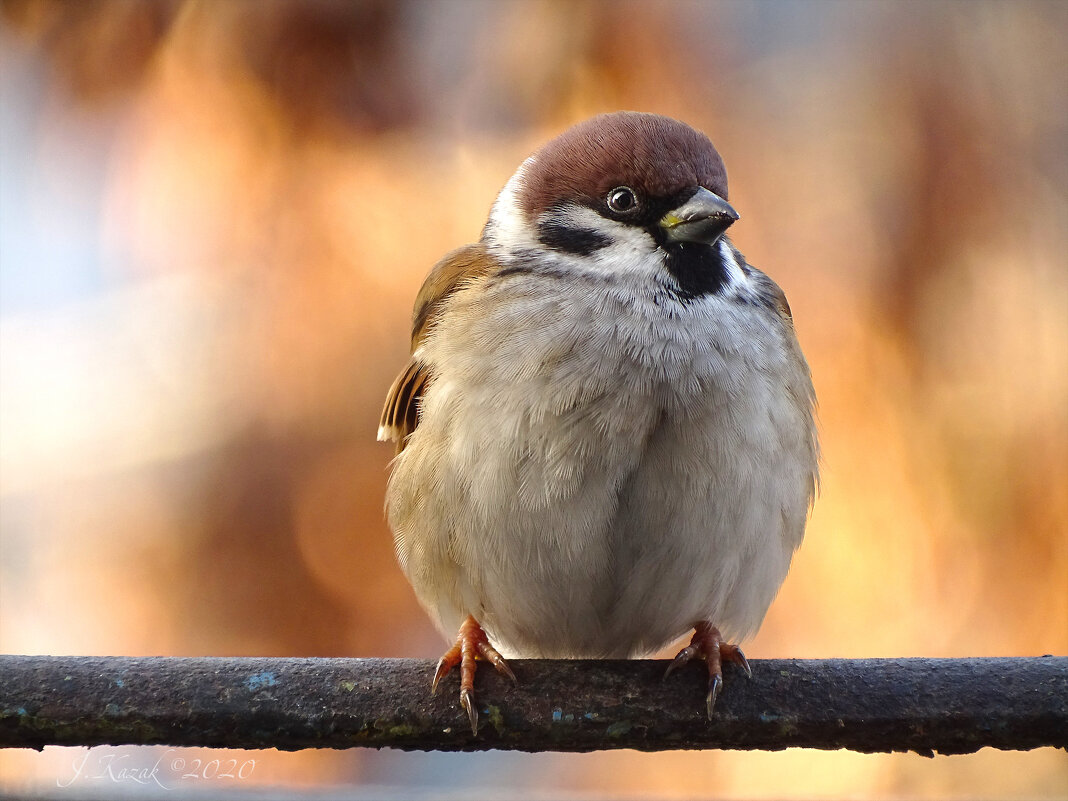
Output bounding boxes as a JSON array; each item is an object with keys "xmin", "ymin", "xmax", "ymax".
[{"xmin": 1, "ymin": 655, "xmax": 1065, "ymax": 755}]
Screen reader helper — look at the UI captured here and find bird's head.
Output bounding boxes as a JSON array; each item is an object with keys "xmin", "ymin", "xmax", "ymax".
[{"xmin": 484, "ymin": 112, "xmax": 740, "ymax": 299}]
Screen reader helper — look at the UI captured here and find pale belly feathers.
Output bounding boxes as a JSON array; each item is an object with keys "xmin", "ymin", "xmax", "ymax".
[{"xmin": 385, "ymin": 269, "xmax": 816, "ymax": 658}]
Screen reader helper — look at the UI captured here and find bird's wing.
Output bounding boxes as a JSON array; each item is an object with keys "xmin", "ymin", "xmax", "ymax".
[
  {"xmin": 378, "ymin": 244, "xmax": 497, "ymax": 451},
  {"xmin": 748, "ymin": 267, "xmax": 793, "ymax": 321}
]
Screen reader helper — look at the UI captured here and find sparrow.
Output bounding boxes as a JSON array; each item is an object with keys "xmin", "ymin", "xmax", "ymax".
[{"xmin": 378, "ymin": 111, "xmax": 818, "ymax": 734}]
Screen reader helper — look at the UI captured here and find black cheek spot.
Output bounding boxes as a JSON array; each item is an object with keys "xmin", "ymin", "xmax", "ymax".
[{"xmin": 537, "ymin": 221, "xmax": 611, "ymax": 256}]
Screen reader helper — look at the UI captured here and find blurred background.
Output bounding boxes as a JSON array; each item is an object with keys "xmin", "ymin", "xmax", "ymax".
[{"xmin": 0, "ymin": 0, "xmax": 1065, "ymax": 798}]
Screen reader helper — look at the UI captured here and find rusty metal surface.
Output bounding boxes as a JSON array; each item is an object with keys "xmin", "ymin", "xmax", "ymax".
[{"xmin": 1, "ymin": 655, "xmax": 1065, "ymax": 754}]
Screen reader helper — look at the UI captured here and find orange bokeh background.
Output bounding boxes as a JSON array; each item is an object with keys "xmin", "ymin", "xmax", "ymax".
[{"xmin": 1, "ymin": 1, "xmax": 1065, "ymax": 797}]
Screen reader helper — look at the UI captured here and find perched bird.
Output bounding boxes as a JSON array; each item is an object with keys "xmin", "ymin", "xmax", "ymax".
[{"xmin": 379, "ymin": 112, "xmax": 818, "ymax": 733}]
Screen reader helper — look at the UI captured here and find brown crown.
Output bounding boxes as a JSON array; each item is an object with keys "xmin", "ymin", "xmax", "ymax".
[{"xmin": 518, "ymin": 112, "xmax": 728, "ymax": 219}]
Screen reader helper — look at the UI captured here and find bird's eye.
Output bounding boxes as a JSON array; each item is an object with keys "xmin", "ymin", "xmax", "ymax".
[{"xmin": 606, "ymin": 186, "xmax": 638, "ymax": 214}]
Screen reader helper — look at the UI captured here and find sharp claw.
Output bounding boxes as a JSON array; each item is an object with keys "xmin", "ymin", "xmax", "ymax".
[
  {"xmin": 706, "ymin": 673, "xmax": 722, "ymax": 719},
  {"xmin": 497, "ymin": 660, "xmax": 518, "ymax": 685},
  {"xmin": 734, "ymin": 647, "xmax": 753, "ymax": 679},
  {"xmin": 460, "ymin": 687, "xmax": 478, "ymax": 735},
  {"xmin": 664, "ymin": 645, "xmax": 695, "ymax": 680},
  {"xmin": 431, "ymin": 658, "xmax": 450, "ymax": 695},
  {"xmin": 475, "ymin": 641, "xmax": 517, "ymax": 685}
]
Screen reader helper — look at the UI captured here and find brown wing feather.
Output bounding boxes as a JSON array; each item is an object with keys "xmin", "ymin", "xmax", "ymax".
[
  {"xmin": 378, "ymin": 357, "xmax": 428, "ymax": 448},
  {"xmin": 378, "ymin": 244, "xmax": 498, "ymax": 452}
]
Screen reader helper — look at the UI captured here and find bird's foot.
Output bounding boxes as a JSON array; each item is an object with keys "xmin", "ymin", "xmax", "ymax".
[
  {"xmin": 664, "ymin": 621, "xmax": 752, "ymax": 718},
  {"xmin": 432, "ymin": 615, "xmax": 516, "ymax": 735}
]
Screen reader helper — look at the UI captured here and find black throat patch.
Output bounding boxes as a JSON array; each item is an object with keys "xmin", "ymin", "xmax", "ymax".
[{"xmin": 662, "ymin": 241, "xmax": 728, "ymax": 300}]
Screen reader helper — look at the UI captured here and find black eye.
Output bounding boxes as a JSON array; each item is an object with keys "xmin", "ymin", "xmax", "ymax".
[{"xmin": 606, "ymin": 186, "xmax": 638, "ymax": 214}]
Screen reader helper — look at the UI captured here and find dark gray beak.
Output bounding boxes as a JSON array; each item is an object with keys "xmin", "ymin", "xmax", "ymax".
[{"xmin": 659, "ymin": 187, "xmax": 739, "ymax": 245}]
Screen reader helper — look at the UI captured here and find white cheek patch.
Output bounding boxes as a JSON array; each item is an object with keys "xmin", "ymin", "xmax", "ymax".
[
  {"xmin": 718, "ymin": 238, "xmax": 749, "ymax": 290},
  {"xmin": 484, "ymin": 158, "xmax": 540, "ymax": 256},
  {"xmin": 484, "ymin": 165, "xmax": 667, "ymax": 283},
  {"xmin": 549, "ymin": 204, "xmax": 661, "ymax": 280}
]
